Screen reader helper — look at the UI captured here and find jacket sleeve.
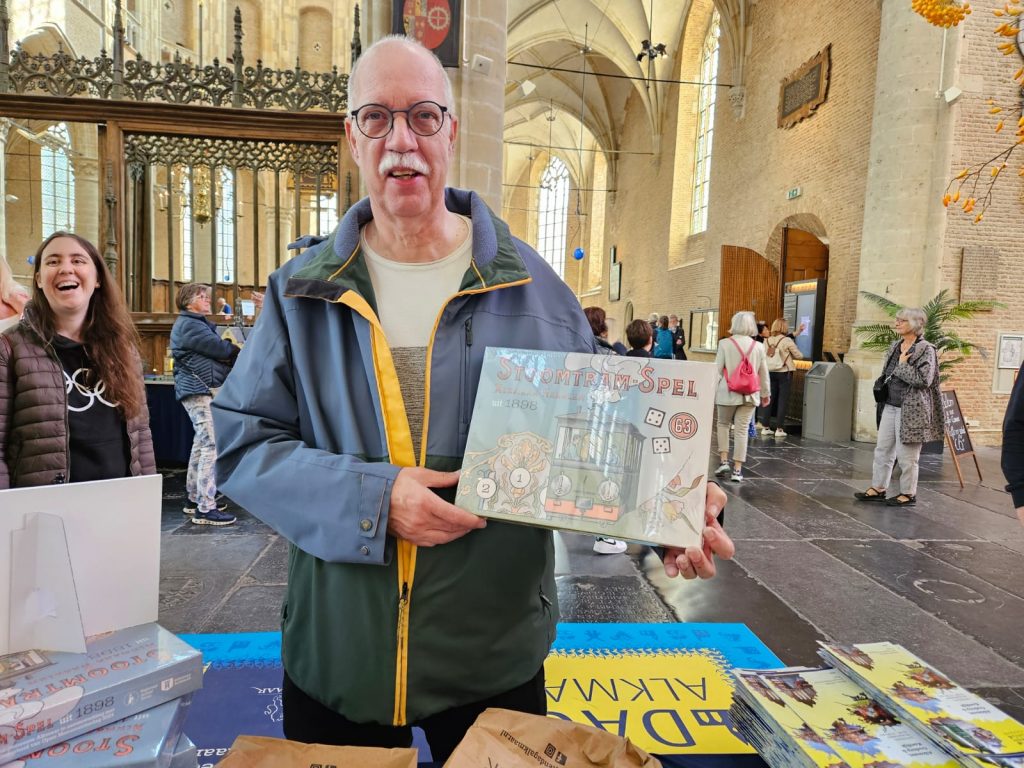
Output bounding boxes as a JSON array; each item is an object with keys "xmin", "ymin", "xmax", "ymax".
[
  {"xmin": 1002, "ymin": 362, "xmax": 1024, "ymax": 507},
  {"xmin": 757, "ymin": 345, "xmax": 770, "ymax": 399},
  {"xmin": 179, "ymin": 316, "xmax": 238, "ymax": 360},
  {"xmin": 211, "ymin": 281, "xmax": 401, "ymax": 565},
  {"xmin": 0, "ymin": 333, "xmax": 12, "ymax": 489},
  {"xmin": 893, "ymin": 343, "xmax": 937, "ymax": 389},
  {"xmin": 784, "ymin": 337, "xmax": 803, "ymax": 360}
]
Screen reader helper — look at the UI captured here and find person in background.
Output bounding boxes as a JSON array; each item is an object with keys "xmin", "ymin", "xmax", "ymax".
[
  {"xmin": 1001, "ymin": 361, "xmax": 1024, "ymax": 526},
  {"xmin": 583, "ymin": 306, "xmax": 617, "ymax": 356},
  {"xmin": 626, "ymin": 319, "xmax": 653, "ymax": 357},
  {"xmin": 760, "ymin": 318, "xmax": 803, "ymax": 437},
  {"xmin": 216, "ymin": 296, "xmax": 233, "ymax": 316},
  {"xmin": 171, "ymin": 283, "xmax": 239, "ymax": 526},
  {"xmin": 211, "ymin": 35, "xmax": 734, "ymax": 761},
  {"xmin": 0, "ymin": 232, "xmax": 154, "ymax": 488},
  {"xmin": 653, "ymin": 315, "xmax": 674, "ymax": 359},
  {"xmin": 755, "ymin": 321, "xmax": 768, "ymax": 344},
  {"xmin": 714, "ymin": 310, "xmax": 770, "ymax": 482},
  {"xmin": 669, "ymin": 313, "xmax": 687, "ymax": 360},
  {"xmin": 648, "ymin": 312, "xmax": 660, "ymax": 338},
  {"xmin": 0, "ymin": 257, "xmax": 29, "ymax": 331},
  {"xmin": 854, "ymin": 307, "xmax": 943, "ymax": 507}
]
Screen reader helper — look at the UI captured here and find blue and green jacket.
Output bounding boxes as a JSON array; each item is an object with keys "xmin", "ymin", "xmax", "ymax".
[{"xmin": 212, "ymin": 188, "xmax": 594, "ymax": 726}]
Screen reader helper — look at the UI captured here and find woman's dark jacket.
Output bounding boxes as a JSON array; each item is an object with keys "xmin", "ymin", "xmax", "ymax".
[
  {"xmin": 0, "ymin": 306, "xmax": 155, "ymax": 488},
  {"xmin": 170, "ymin": 311, "xmax": 238, "ymax": 401}
]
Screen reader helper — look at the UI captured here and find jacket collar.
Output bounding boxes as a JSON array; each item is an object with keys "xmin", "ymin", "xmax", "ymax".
[{"xmin": 284, "ymin": 188, "xmax": 531, "ymax": 307}]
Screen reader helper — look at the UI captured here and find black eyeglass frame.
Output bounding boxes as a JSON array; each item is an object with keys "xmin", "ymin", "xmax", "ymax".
[{"xmin": 348, "ymin": 101, "xmax": 450, "ymax": 139}]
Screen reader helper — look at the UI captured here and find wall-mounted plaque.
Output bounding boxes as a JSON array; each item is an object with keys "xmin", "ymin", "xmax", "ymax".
[
  {"xmin": 393, "ymin": 0, "xmax": 462, "ymax": 68},
  {"xmin": 778, "ymin": 45, "xmax": 831, "ymax": 129}
]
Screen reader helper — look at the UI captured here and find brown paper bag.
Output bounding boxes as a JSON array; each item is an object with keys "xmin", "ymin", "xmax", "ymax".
[
  {"xmin": 215, "ymin": 734, "xmax": 419, "ymax": 768},
  {"xmin": 444, "ymin": 708, "xmax": 661, "ymax": 768}
]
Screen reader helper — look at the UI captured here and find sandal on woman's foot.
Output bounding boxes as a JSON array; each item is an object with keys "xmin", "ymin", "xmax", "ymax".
[
  {"xmin": 886, "ymin": 494, "xmax": 916, "ymax": 507},
  {"xmin": 854, "ymin": 488, "xmax": 887, "ymax": 502}
]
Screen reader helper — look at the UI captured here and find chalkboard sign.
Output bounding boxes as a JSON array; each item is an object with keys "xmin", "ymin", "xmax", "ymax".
[
  {"xmin": 939, "ymin": 388, "xmax": 981, "ymax": 487},
  {"xmin": 940, "ymin": 389, "xmax": 973, "ymax": 456}
]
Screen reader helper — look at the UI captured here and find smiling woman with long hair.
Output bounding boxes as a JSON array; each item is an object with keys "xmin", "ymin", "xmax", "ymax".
[{"xmin": 0, "ymin": 231, "xmax": 154, "ymax": 488}]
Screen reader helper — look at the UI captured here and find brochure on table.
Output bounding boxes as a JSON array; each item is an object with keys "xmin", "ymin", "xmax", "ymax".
[
  {"xmin": 455, "ymin": 348, "xmax": 717, "ymax": 549},
  {"xmin": 0, "ymin": 475, "xmax": 162, "ymax": 655}
]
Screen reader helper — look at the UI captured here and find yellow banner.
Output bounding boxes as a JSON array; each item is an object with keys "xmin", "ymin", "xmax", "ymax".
[{"xmin": 544, "ymin": 649, "xmax": 753, "ymax": 755}]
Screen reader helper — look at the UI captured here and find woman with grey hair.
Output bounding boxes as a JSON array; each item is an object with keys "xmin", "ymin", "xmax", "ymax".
[
  {"xmin": 855, "ymin": 307, "xmax": 944, "ymax": 507},
  {"xmin": 714, "ymin": 310, "xmax": 770, "ymax": 482}
]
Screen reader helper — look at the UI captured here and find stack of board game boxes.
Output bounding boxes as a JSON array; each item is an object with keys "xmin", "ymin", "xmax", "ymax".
[
  {"xmin": 0, "ymin": 624, "xmax": 203, "ymax": 768},
  {"xmin": 731, "ymin": 641, "xmax": 1024, "ymax": 768}
]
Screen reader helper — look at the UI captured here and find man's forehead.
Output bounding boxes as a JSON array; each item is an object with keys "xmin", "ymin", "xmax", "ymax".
[{"xmin": 356, "ymin": 46, "xmax": 447, "ymax": 101}]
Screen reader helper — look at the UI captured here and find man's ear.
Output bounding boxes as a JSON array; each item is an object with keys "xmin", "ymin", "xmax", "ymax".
[
  {"xmin": 447, "ymin": 114, "xmax": 459, "ymax": 156},
  {"xmin": 345, "ymin": 119, "xmax": 361, "ymax": 162}
]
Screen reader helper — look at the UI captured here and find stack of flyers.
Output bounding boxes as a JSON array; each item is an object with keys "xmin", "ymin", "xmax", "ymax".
[
  {"xmin": 732, "ymin": 667, "xmax": 849, "ymax": 767},
  {"xmin": 819, "ymin": 643, "xmax": 1024, "ymax": 768},
  {"xmin": 732, "ymin": 666, "xmax": 962, "ymax": 768}
]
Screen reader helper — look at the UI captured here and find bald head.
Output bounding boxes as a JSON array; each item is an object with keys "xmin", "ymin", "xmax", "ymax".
[{"xmin": 348, "ymin": 35, "xmax": 454, "ymax": 113}]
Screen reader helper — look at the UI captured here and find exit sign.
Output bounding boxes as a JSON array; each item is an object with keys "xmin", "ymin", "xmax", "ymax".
[{"xmin": 787, "ymin": 186, "xmax": 802, "ymax": 200}]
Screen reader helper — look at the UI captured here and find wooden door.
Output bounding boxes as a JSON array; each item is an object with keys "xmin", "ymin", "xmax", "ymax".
[
  {"xmin": 783, "ymin": 227, "xmax": 829, "ymax": 283},
  {"xmin": 719, "ymin": 246, "xmax": 781, "ymax": 338}
]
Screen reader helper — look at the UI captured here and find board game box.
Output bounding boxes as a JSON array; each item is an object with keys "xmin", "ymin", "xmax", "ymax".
[
  {"xmin": 0, "ymin": 624, "xmax": 202, "ymax": 763},
  {"xmin": 455, "ymin": 348, "xmax": 717, "ymax": 548},
  {"xmin": 0, "ymin": 695, "xmax": 192, "ymax": 768}
]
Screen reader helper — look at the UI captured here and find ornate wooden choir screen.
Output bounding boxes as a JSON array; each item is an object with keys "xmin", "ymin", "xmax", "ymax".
[
  {"xmin": 123, "ymin": 134, "xmax": 341, "ymax": 314},
  {"xmin": 0, "ymin": 0, "xmax": 360, "ymax": 368}
]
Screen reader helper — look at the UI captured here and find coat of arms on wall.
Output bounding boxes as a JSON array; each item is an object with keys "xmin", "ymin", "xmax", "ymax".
[
  {"xmin": 392, "ymin": 0, "xmax": 461, "ymax": 68},
  {"xmin": 778, "ymin": 45, "xmax": 831, "ymax": 129}
]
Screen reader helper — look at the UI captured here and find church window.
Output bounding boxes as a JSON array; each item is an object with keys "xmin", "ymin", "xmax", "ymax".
[
  {"xmin": 691, "ymin": 11, "xmax": 720, "ymax": 234},
  {"xmin": 40, "ymin": 124, "xmax": 74, "ymax": 237},
  {"xmin": 537, "ymin": 157, "xmax": 570, "ymax": 279}
]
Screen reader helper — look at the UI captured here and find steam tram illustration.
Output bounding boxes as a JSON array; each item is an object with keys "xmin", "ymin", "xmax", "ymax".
[{"xmin": 544, "ymin": 411, "xmax": 644, "ymax": 521}]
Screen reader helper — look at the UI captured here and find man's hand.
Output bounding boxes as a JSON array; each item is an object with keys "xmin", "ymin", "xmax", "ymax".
[
  {"xmin": 387, "ymin": 468, "xmax": 486, "ymax": 546},
  {"xmin": 1017, "ymin": 505, "xmax": 1024, "ymax": 527},
  {"xmin": 662, "ymin": 482, "xmax": 735, "ymax": 579}
]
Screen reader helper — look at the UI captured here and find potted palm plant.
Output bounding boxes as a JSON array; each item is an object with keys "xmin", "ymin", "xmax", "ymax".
[{"xmin": 854, "ymin": 289, "xmax": 1004, "ymax": 451}]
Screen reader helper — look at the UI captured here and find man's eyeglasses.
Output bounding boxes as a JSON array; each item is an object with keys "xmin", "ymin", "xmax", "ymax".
[{"xmin": 349, "ymin": 101, "xmax": 448, "ymax": 139}]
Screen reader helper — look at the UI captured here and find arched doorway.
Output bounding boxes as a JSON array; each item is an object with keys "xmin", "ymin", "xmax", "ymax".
[{"xmin": 718, "ymin": 245, "xmax": 780, "ymax": 339}]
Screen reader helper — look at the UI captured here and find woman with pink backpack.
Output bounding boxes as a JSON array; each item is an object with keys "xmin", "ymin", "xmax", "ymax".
[{"xmin": 714, "ymin": 311, "xmax": 771, "ymax": 482}]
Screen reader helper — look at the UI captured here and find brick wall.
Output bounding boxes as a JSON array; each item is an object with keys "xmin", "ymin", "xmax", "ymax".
[{"xmin": 939, "ymin": 0, "xmax": 1024, "ymax": 445}]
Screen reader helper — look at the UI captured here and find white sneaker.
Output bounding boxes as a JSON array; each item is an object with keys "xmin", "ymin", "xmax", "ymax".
[
  {"xmin": 731, "ymin": 469, "xmax": 743, "ymax": 482},
  {"xmin": 775, "ymin": 428, "xmax": 787, "ymax": 438},
  {"xmin": 761, "ymin": 426, "xmax": 774, "ymax": 435},
  {"xmin": 593, "ymin": 537, "xmax": 627, "ymax": 554},
  {"xmin": 715, "ymin": 462, "xmax": 731, "ymax": 476}
]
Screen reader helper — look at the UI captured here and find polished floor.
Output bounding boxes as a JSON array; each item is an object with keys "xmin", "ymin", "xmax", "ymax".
[{"xmin": 156, "ymin": 433, "xmax": 1024, "ymax": 721}]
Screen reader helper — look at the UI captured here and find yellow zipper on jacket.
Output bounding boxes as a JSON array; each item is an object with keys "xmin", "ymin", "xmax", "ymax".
[{"xmin": 334, "ymin": 271, "xmax": 532, "ymax": 726}]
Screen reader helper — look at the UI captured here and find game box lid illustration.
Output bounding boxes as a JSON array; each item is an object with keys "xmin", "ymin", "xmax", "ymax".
[{"xmin": 455, "ymin": 348, "xmax": 717, "ymax": 548}]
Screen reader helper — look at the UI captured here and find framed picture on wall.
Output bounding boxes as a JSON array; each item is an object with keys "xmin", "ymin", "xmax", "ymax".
[
  {"xmin": 608, "ymin": 262, "xmax": 621, "ymax": 302},
  {"xmin": 998, "ymin": 333, "xmax": 1024, "ymax": 369},
  {"xmin": 392, "ymin": 0, "xmax": 462, "ymax": 68}
]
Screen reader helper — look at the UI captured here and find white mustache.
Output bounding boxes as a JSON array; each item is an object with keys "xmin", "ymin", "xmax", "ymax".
[{"xmin": 378, "ymin": 152, "xmax": 430, "ymax": 176}]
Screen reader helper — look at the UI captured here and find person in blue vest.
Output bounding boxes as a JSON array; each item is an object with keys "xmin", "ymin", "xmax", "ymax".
[{"xmin": 211, "ymin": 35, "xmax": 735, "ymax": 762}]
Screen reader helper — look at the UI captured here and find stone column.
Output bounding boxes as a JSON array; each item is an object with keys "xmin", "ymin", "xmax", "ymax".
[
  {"xmin": 450, "ymin": 0, "xmax": 507, "ymax": 211},
  {"xmin": 847, "ymin": 0, "xmax": 957, "ymax": 440}
]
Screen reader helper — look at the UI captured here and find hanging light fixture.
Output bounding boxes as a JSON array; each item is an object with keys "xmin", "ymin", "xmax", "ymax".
[{"xmin": 192, "ymin": 165, "xmax": 213, "ymax": 225}]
